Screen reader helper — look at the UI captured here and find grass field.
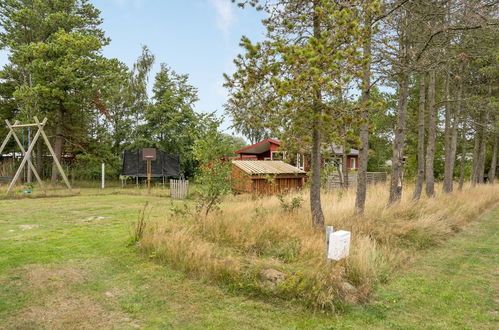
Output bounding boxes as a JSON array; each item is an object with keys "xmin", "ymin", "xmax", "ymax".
[{"xmin": 0, "ymin": 188, "xmax": 497, "ymax": 329}]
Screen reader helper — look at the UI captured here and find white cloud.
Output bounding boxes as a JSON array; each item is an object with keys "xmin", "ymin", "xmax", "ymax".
[{"xmin": 209, "ymin": 0, "xmax": 235, "ymax": 37}]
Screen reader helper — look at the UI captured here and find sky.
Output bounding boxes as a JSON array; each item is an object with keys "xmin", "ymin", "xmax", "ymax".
[
  {"xmin": 95, "ymin": 0, "xmax": 266, "ymax": 133},
  {"xmin": 0, "ymin": 0, "xmax": 267, "ymax": 134}
]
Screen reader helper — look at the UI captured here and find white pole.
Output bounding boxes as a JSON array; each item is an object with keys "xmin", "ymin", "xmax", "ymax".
[{"xmin": 101, "ymin": 163, "xmax": 105, "ymax": 189}]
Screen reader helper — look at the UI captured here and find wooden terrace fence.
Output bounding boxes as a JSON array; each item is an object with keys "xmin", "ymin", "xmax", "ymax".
[
  {"xmin": 325, "ymin": 172, "xmax": 387, "ymax": 190},
  {"xmin": 170, "ymin": 179, "xmax": 189, "ymax": 198}
]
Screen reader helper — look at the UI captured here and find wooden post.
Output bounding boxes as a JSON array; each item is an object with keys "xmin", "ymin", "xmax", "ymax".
[
  {"xmin": 5, "ymin": 120, "xmax": 45, "ymax": 190},
  {"xmin": 6, "ymin": 119, "xmax": 45, "ymax": 194},
  {"xmin": 147, "ymin": 160, "xmax": 151, "ymax": 190},
  {"xmin": 35, "ymin": 117, "xmax": 71, "ymax": 191},
  {"xmin": 101, "ymin": 163, "xmax": 105, "ymax": 189}
]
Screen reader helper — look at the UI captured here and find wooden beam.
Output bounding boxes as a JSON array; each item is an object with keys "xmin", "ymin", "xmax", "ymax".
[
  {"xmin": 0, "ymin": 126, "xmax": 14, "ymax": 156},
  {"xmin": 35, "ymin": 117, "xmax": 72, "ymax": 191},
  {"xmin": 6, "ymin": 120, "xmax": 45, "ymax": 194},
  {"xmin": 5, "ymin": 120, "xmax": 45, "ymax": 191},
  {"xmin": 9, "ymin": 123, "xmax": 41, "ymax": 128}
]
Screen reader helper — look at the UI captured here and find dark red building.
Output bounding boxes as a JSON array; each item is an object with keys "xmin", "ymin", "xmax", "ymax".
[
  {"xmin": 234, "ymin": 139, "xmax": 359, "ymax": 171},
  {"xmin": 234, "ymin": 138, "xmax": 282, "ymax": 160}
]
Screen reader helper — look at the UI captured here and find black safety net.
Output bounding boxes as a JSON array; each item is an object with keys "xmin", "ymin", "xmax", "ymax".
[{"xmin": 121, "ymin": 150, "xmax": 180, "ymax": 177}]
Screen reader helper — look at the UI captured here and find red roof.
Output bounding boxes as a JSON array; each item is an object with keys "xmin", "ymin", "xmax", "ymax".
[{"xmin": 235, "ymin": 139, "xmax": 281, "ymax": 155}]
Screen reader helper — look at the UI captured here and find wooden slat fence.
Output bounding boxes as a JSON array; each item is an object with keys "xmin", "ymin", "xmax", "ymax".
[
  {"xmin": 170, "ymin": 179, "xmax": 189, "ymax": 198},
  {"xmin": 325, "ymin": 172, "xmax": 387, "ymax": 190}
]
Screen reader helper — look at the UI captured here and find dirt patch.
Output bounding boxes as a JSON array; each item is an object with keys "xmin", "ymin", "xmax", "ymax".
[
  {"xmin": 21, "ymin": 264, "xmax": 88, "ymax": 290},
  {"xmin": 11, "ymin": 294, "xmax": 131, "ymax": 329},
  {"xmin": 19, "ymin": 224, "xmax": 39, "ymax": 230},
  {"xmin": 4, "ymin": 264, "xmax": 136, "ymax": 329},
  {"xmin": 78, "ymin": 216, "xmax": 105, "ymax": 222}
]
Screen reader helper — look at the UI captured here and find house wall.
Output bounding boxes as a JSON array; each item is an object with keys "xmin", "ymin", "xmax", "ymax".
[
  {"xmin": 251, "ymin": 175, "xmax": 305, "ymax": 194},
  {"xmin": 231, "ymin": 164, "xmax": 305, "ymax": 194},
  {"xmin": 231, "ymin": 165, "xmax": 253, "ymax": 193},
  {"xmin": 240, "ymin": 142, "xmax": 280, "ymax": 160}
]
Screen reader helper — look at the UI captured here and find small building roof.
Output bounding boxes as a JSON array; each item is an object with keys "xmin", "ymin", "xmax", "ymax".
[
  {"xmin": 330, "ymin": 145, "xmax": 359, "ymax": 156},
  {"xmin": 235, "ymin": 138, "xmax": 281, "ymax": 155},
  {"xmin": 232, "ymin": 160, "xmax": 305, "ymax": 175}
]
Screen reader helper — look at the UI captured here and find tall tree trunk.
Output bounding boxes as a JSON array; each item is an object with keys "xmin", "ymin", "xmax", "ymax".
[
  {"xmin": 458, "ymin": 124, "xmax": 467, "ymax": 190},
  {"xmin": 26, "ymin": 128, "xmax": 32, "ymax": 183},
  {"xmin": 425, "ymin": 69, "xmax": 436, "ymax": 197},
  {"xmin": 442, "ymin": 68, "xmax": 452, "ymax": 192},
  {"xmin": 488, "ymin": 133, "xmax": 497, "ymax": 183},
  {"xmin": 471, "ymin": 123, "xmax": 481, "ymax": 185},
  {"xmin": 311, "ymin": 122, "xmax": 324, "ymax": 227},
  {"xmin": 342, "ymin": 140, "xmax": 348, "ymax": 189},
  {"xmin": 443, "ymin": 65, "xmax": 463, "ymax": 193},
  {"xmin": 389, "ymin": 8, "xmax": 410, "ymax": 205},
  {"xmin": 36, "ymin": 138, "xmax": 43, "ymax": 179},
  {"xmin": 476, "ymin": 118, "xmax": 487, "ymax": 184},
  {"xmin": 355, "ymin": 17, "xmax": 372, "ymax": 214},
  {"xmin": 413, "ymin": 72, "xmax": 426, "ymax": 200},
  {"xmin": 51, "ymin": 106, "xmax": 64, "ymax": 182},
  {"xmin": 310, "ymin": 1, "xmax": 324, "ymax": 228},
  {"xmin": 388, "ymin": 73, "xmax": 409, "ymax": 205}
]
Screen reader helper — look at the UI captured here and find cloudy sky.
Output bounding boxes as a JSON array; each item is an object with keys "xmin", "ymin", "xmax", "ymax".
[{"xmin": 0, "ymin": 0, "xmax": 267, "ymax": 134}]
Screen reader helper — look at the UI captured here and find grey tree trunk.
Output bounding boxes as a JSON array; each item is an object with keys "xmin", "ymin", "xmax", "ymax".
[
  {"xmin": 443, "ymin": 66, "xmax": 463, "ymax": 193},
  {"xmin": 488, "ymin": 133, "xmax": 497, "ymax": 183},
  {"xmin": 476, "ymin": 120, "xmax": 487, "ymax": 184},
  {"xmin": 51, "ymin": 107, "xmax": 64, "ymax": 183},
  {"xmin": 310, "ymin": 3, "xmax": 324, "ymax": 228},
  {"xmin": 388, "ymin": 73, "xmax": 409, "ymax": 205},
  {"xmin": 458, "ymin": 124, "xmax": 467, "ymax": 190},
  {"xmin": 311, "ymin": 124, "xmax": 324, "ymax": 227},
  {"xmin": 425, "ymin": 69, "xmax": 436, "ymax": 197},
  {"xmin": 36, "ymin": 139, "xmax": 43, "ymax": 179},
  {"xmin": 442, "ymin": 69, "xmax": 452, "ymax": 192},
  {"xmin": 471, "ymin": 124, "xmax": 481, "ymax": 185},
  {"xmin": 26, "ymin": 129, "xmax": 32, "ymax": 183},
  {"xmin": 342, "ymin": 141, "xmax": 348, "ymax": 189},
  {"xmin": 355, "ymin": 18, "xmax": 372, "ymax": 214},
  {"xmin": 413, "ymin": 73, "xmax": 426, "ymax": 200},
  {"xmin": 388, "ymin": 9, "xmax": 410, "ymax": 205}
]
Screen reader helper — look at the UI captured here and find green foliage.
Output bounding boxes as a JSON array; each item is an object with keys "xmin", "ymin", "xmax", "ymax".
[
  {"xmin": 277, "ymin": 193, "xmax": 304, "ymax": 213},
  {"xmin": 136, "ymin": 63, "xmax": 201, "ymax": 177},
  {"xmin": 192, "ymin": 119, "xmax": 234, "ymax": 217},
  {"xmin": 129, "ymin": 202, "xmax": 149, "ymax": 245}
]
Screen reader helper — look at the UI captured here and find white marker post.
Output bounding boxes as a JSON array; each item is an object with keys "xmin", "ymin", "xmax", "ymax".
[
  {"xmin": 327, "ymin": 230, "xmax": 351, "ymax": 261},
  {"xmin": 325, "ymin": 226, "xmax": 333, "ymax": 258},
  {"xmin": 101, "ymin": 163, "xmax": 105, "ymax": 189}
]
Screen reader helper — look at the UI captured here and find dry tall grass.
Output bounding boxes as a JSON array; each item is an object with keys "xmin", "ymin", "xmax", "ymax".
[{"xmin": 138, "ymin": 183, "xmax": 499, "ymax": 310}]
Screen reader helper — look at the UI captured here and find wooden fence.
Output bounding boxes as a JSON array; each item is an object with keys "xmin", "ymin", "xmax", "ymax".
[
  {"xmin": 170, "ymin": 179, "xmax": 189, "ymax": 198},
  {"xmin": 325, "ymin": 172, "xmax": 387, "ymax": 190}
]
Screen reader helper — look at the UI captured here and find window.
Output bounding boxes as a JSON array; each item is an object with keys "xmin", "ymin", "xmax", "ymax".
[
  {"xmin": 271, "ymin": 151, "xmax": 286, "ymax": 161},
  {"xmin": 350, "ymin": 157, "xmax": 356, "ymax": 169}
]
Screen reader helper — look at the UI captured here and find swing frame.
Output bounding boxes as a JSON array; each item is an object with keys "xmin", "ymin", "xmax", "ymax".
[{"xmin": 0, "ymin": 116, "xmax": 71, "ymax": 195}]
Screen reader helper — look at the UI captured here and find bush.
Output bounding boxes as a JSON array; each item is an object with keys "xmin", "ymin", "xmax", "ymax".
[{"xmin": 137, "ymin": 184, "xmax": 499, "ymax": 310}]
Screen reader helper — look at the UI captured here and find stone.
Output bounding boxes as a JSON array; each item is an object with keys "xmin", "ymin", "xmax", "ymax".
[
  {"xmin": 340, "ymin": 281, "xmax": 358, "ymax": 294},
  {"xmin": 340, "ymin": 281, "xmax": 359, "ymax": 304},
  {"xmin": 259, "ymin": 268, "xmax": 286, "ymax": 288}
]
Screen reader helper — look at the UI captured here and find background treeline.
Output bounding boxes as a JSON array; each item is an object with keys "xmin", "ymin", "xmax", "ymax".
[
  {"xmin": 0, "ymin": 0, "xmax": 246, "ymax": 181},
  {"xmin": 225, "ymin": 0, "xmax": 498, "ymax": 223}
]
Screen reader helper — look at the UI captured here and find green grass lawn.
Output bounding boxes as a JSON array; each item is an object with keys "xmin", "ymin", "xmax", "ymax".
[{"xmin": 0, "ymin": 192, "xmax": 497, "ymax": 329}]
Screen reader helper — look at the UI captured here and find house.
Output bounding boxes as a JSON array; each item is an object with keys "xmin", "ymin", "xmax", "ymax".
[
  {"xmin": 234, "ymin": 139, "xmax": 359, "ymax": 171},
  {"xmin": 232, "ymin": 160, "xmax": 306, "ymax": 194},
  {"xmin": 234, "ymin": 138, "xmax": 282, "ymax": 161}
]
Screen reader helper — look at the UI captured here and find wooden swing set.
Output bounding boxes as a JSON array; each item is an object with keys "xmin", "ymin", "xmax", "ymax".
[{"xmin": 0, "ymin": 117, "xmax": 71, "ymax": 195}]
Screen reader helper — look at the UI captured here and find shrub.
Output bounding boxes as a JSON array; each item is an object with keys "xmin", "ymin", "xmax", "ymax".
[{"xmin": 137, "ymin": 184, "xmax": 499, "ymax": 310}]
